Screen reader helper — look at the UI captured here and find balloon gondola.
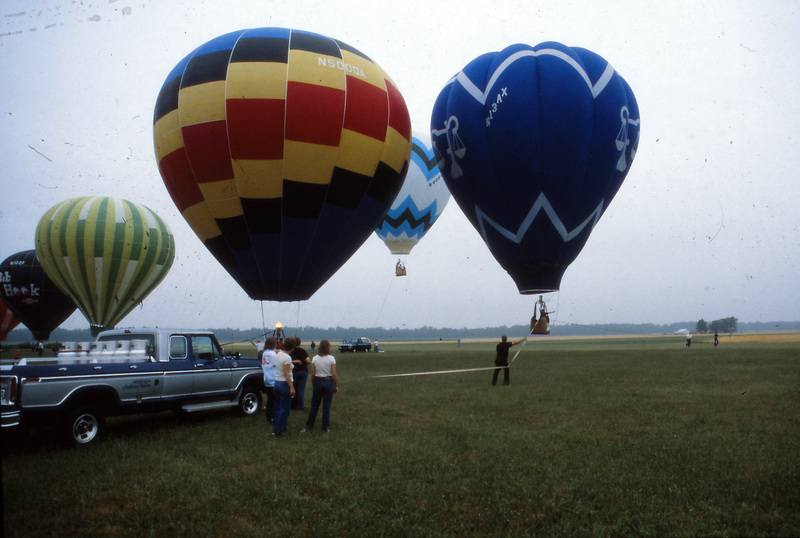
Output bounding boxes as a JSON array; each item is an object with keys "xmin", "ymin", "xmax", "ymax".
[
  {"xmin": 431, "ymin": 42, "xmax": 640, "ymax": 330},
  {"xmin": 530, "ymin": 295, "xmax": 553, "ymax": 335}
]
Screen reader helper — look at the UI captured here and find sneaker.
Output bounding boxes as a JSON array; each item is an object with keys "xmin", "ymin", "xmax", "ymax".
[
  {"xmin": 321, "ymin": 429, "xmax": 330, "ymax": 433},
  {"xmin": 300, "ymin": 428, "xmax": 310, "ymax": 434}
]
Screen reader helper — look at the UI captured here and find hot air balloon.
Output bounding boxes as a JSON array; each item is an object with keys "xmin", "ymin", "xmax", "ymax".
[
  {"xmin": 0, "ymin": 301, "xmax": 20, "ymax": 342},
  {"xmin": 431, "ymin": 42, "xmax": 640, "ymax": 331},
  {"xmin": 35, "ymin": 197, "xmax": 175, "ymax": 336},
  {"xmin": 375, "ymin": 134, "xmax": 450, "ymax": 276},
  {"xmin": 0, "ymin": 250, "xmax": 77, "ymax": 341},
  {"xmin": 153, "ymin": 27, "xmax": 412, "ymax": 301}
]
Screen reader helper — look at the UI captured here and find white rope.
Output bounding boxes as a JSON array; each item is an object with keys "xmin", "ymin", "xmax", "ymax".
[
  {"xmin": 373, "ymin": 366, "xmax": 498, "ymax": 378},
  {"xmin": 372, "ymin": 338, "xmax": 529, "ymax": 378},
  {"xmin": 372, "ymin": 272, "xmax": 395, "ymax": 328}
]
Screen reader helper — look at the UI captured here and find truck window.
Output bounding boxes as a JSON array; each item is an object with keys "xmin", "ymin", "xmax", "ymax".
[
  {"xmin": 99, "ymin": 334, "xmax": 156, "ymax": 359},
  {"xmin": 191, "ymin": 335, "xmax": 220, "ymax": 362},
  {"xmin": 170, "ymin": 336, "xmax": 187, "ymax": 359}
]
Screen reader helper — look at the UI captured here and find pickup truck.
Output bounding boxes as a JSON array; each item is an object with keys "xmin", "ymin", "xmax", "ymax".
[
  {"xmin": 0, "ymin": 328, "xmax": 264, "ymax": 445},
  {"xmin": 338, "ymin": 337, "xmax": 372, "ymax": 352}
]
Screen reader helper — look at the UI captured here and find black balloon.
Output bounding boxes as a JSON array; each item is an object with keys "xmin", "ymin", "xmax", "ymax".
[{"xmin": 0, "ymin": 250, "xmax": 77, "ymax": 341}]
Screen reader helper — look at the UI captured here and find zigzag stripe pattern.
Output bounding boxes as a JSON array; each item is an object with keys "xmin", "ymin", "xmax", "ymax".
[
  {"xmin": 476, "ymin": 192, "xmax": 604, "ymax": 245},
  {"xmin": 410, "ymin": 142, "xmax": 441, "ymax": 178},
  {"xmin": 377, "ymin": 199, "xmax": 440, "ymax": 238}
]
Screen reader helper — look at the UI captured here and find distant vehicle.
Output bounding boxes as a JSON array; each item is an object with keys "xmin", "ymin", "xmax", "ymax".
[{"xmin": 338, "ymin": 338, "xmax": 372, "ymax": 353}]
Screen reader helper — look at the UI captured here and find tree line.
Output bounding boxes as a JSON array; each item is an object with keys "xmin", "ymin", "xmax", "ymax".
[
  {"xmin": 695, "ymin": 317, "xmax": 738, "ymax": 334},
  {"xmin": 4, "ymin": 318, "xmax": 800, "ymax": 347}
]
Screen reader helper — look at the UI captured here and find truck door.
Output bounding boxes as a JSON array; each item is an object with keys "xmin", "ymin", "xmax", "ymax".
[
  {"xmin": 190, "ymin": 335, "xmax": 232, "ymax": 397},
  {"xmin": 161, "ymin": 335, "xmax": 194, "ymax": 398}
]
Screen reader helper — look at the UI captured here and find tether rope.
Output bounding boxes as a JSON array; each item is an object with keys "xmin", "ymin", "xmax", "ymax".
[
  {"xmin": 372, "ymin": 272, "xmax": 395, "ymax": 328},
  {"xmin": 372, "ymin": 337, "xmax": 530, "ymax": 378}
]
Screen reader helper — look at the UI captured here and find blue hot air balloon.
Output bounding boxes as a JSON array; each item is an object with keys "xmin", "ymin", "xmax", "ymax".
[{"xmin": 431, "ymin": 42, "xmax": 640, "ymax": 295}]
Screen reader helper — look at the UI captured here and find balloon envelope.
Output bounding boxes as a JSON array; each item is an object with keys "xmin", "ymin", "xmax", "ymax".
[
  {"xmin": 35, "ymin": 197, "xmax": 175, "ymax": 335},
  {"xmin": 0, "ymin": 301, "xmax": 20, "ymax": 342},
  {"xmin": 375, "ymin": 135, "xmax": 450, "ymax": 255},
  {"xmin": 0, "ymin": 250, "xmax": 77, "ymax": 341},
  {"xmin": 153, "ymin": 27, "xmax": 412, "ymax": 301},
  {"xmin": 431, "ymin": 42, "xmax": 640, "ymax": 293}
]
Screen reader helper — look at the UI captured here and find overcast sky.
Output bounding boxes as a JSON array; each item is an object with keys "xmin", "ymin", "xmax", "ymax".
[{"xmin": 1, "ymin": 0, "xmax": 798, "ymax": 333}]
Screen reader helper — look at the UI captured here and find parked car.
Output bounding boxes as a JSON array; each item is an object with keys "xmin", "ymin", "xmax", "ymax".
[{"xmin": 338, "ymin": 337, "xmax": 372, "ymax": 352}]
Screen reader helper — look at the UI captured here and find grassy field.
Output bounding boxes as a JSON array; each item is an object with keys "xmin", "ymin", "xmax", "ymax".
[{"xmin": 3, "ymin": 334, "xmax": 799, "ymax": 536}]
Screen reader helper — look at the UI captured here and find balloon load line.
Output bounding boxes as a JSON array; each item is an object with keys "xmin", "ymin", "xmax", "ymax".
[
  {"xmin": 372, "ymin": 338, "xmax": 529, "ymax": 379},
  {"xmin": 372, "ymin": 272, "xmax": 396, "ymax": 329},
  {"xmin": 373, "ymin": 366, "xmax": 498, "ymax": 378}
]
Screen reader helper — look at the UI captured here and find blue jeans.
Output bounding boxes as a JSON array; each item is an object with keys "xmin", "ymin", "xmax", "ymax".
[
  {"xmin": 264, "ymin": 386, "xmax": 276, "ymax": 425},
  {"xmin": 292, "ymin": 370, "xmax": 308, "ymax": 410},
  {"xmin": 305, "ymin": 378, "xmax": 334, "ymax": 431},
  {"xmin": 273, "ymin": 381, "xmax": 292, "ymax": 436}
]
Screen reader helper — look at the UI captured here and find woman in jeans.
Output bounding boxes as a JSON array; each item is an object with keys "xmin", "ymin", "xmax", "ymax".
[
  {"xmin": 302, "ymin": 339, "xmax": 338, "ymax": 433},
  {"xmin": 272, "ymin": 338, "xmax": 295, "ymax": 437}
]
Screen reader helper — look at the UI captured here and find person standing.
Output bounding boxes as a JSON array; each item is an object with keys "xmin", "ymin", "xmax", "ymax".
[
  {"xmin": 290, "ymin": 337, "xmax": 311, "ymax": 411},
  {"xmin": 713, "ymin": 332, "xmax": 719, "ymax": 347},
  {"xmin": 272, "ymin": 338, "xmax": 296, "ymax": 437},
  {"xmin": 249, "ymin": 338, "xmax": 264, "ymax": 357},
  {"xmin": 685, "ymin": 333, "xmax": 693, "ymax": 348},
  {"xmin": 302, "ymin": 339, "xmax": 338, "ymax": 434},
  {"xmin": 492, "ymin": 335, "xmax": 526, "ymax": 386},
  {"xmin": 261, "ymin": 337, "xmax": 278, "ymax": 427}
]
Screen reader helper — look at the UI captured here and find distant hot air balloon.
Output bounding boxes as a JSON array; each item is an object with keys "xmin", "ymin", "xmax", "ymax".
[
  {"xmin": 431, "ymin": 42, "xmax": 640, "ymax": 297},
  {"xmin": 153, "ymin": 27, "xmax": 412, "ymax": 301},
  {"xmin": 35, "ymin": 197, "xmax": 175, "ymax": 336},
  {"xmin": 0, "ymin": 250, "xmax": 77, "ymax": 341},
  {"xmin": 375, "ymin": 134, "xmax": 450, "ymax": 275},
  {"xmin": 0, "ymin": 301, "xmax": 20, "ymax": 342}
]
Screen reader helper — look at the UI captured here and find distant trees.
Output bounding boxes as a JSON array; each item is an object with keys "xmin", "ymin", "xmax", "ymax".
[
  {"xmin": 709, "ymin": 317, "xmax": 738, "ymax": 334},
  {"xmin": 694, "ymin": 317, "xmax": 738, "ymax": 334}
]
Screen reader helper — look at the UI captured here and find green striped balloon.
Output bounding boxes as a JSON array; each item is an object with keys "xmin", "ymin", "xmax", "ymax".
[{"xmin": 35, "ymin": 197, "xmax": 175, "ymax": 336}]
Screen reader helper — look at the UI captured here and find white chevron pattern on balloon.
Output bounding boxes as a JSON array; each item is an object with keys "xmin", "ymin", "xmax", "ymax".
[
  {"xmin": 451, "ymin": 48, "xmax": 616, "ymax": 105},
  {"xmin": 475, "ymin": 192, "xmax": 604, "ymax": 245}
]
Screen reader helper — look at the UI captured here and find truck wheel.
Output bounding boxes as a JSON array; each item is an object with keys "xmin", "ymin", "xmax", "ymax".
[
  {"xmin": 237, "ymin": 386, "xmax": 262, "ymax": 416},
  {"xmin": 66, "ymin": 406, "xmax": 104, "ymax": 446}
]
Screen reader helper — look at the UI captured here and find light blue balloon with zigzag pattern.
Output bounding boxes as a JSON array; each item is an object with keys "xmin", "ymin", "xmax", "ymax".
[{"xmin": 375, "ymin": 135, "xmax": 451, "ymax": 256}]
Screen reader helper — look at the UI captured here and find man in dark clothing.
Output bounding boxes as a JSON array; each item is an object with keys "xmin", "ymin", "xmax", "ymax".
[
  {"xmin": 290, "ymin": 338, "xmax": 311, "ymax": 410},
  {"xmin": 492, "ymin": 335, "xmax": 527, "ymax": 386}
]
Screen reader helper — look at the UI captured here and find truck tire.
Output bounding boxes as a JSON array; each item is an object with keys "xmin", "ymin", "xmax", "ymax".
[
  {"xmin": 237, "ymin": 386, "xmax": 262, "ymax": 417},
  {"xmin": 65, "ymin": 406, "xmax": 104, "ymax": 446}
]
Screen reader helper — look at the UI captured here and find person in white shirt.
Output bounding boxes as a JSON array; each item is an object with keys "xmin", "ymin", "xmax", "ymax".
[
  {"xmin": 272, "ymin": 338, "xmax": 296, "ymax": 437},
  {"xmin": 261, "ymin": 337, "xmax": 278, "ymax": 426},
  {"xmin": 302, "ymin": 339, "xmax": 338, "ymax": 433}
]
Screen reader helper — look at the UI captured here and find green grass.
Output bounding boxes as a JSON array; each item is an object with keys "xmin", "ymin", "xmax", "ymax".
[{"xmin": 3, "ymin": 337, "xmax": 799, "ymax": 536}]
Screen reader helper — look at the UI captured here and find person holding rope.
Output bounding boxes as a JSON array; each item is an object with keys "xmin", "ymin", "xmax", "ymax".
[{"xmin": 492, "ymin": 335, "xmax": 527, "ymax": 386}]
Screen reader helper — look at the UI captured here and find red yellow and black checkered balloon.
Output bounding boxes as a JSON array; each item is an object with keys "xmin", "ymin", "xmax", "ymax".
[{"xmin": 154, "ymin": 28, "xmax": 412, "ymax": 301}]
